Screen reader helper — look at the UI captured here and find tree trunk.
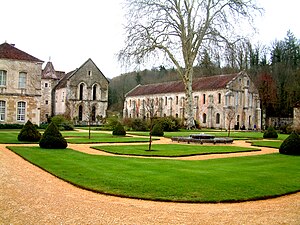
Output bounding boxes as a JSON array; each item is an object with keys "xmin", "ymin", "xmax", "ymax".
[{"xmin": 184, "ymin": 70, "xmax": 195, "ymax": 130}]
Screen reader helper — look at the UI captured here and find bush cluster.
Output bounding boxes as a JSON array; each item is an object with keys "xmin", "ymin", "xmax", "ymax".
[
  {"xmin": 18, "ymin": 120, "xmax": 41, "ymax": 142},
  {"xmin": 263, "ymin": 126, "xmax": 278, "ymax": 139},
  {"xmin": 39, "ymin": 122, "xmax": 68, "ymax": 149},
  {"xmin": 279, "ymin": 131, "xmax": 300, "ymax": 155},
  {"xmin": 151, "ymin": 123, "xmax": 164, "ymax": 136},
  {"xmin": 154, "ymin": 116, "xmax": 181, "ymax": 132},
  {"xmin": 112, "ymin": 122, "xmax": 126, "ymax": 136},
  {"xmin": 0, "ymin": 123, "xmax": 24, "ymax": 129},
  {"xmin": 50, "ymin": 115, "xmax": 74, "ymax": 131}
]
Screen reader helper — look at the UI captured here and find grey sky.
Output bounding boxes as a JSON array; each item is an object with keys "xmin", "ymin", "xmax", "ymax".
[{"xmin": 1, "ymin": 0, "xmax": 299, "ymax": 78}]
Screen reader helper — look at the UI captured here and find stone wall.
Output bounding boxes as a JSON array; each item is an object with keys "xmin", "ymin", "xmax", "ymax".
[{"xmin": 0, "ymin": 59, "xmax": 42, "ymax": 124}]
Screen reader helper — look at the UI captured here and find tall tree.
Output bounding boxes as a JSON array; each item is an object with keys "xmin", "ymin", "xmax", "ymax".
[{"xmin": 119, "ymin": 0, "xmax": 262, "ymax": 128}]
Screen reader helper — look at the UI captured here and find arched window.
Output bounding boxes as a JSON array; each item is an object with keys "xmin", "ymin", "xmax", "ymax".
[
  {"xmin": 17, "ymin": 101, "xmax": 26, "ymax": 122},
  {"xmin": 79, "ymin": 83, "xmax": 84, "ymax": 100},
  {"xmin": 0, "ymin": 100, "xmax": 6, "ymax": 121},
  {"xmin": 92, "ymin": 84, "xmax": 97, "ymax": 100},
  {"xmin": 218, "ymin": 93, "xmax": 221, "ymax": 104},
  {"xmin": 91, "ymin": 106, "xmax": 96, "ymax": 121},
  {"xmin": 216, "ymin": 113, "xmax": 220, "ymax": 124},
  {"xmin": 203, "ymin": 113, "xmax": 207, "ymax": 123},
  {"xmin": 78, "ymin": 105, "xmax": 83, "ymax": 121},
  {"xmin": 203, "ymin": 94, "xmax": 206, "ymax": 104}
]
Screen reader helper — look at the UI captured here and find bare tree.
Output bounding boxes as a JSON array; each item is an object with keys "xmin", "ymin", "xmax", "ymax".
[
  {"xmin": 226, "ymin": 106, "xmax": 235, "ymax": 137},
  {"xmin": 119, "ymin": 0, "xmax": 262, "ymax": 129},
  {"xmin": 143, "ymin": 97, "xmax": 162, "ymax": 151}
]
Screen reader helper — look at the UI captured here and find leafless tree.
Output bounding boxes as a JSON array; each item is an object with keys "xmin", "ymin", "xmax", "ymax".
[
  {"xmin": 144, "ymin": 97, "xmax": 162, "ymax": 151},
  {"xmin": 226, "ymin": 106, "xmax": 235, "ymax": 137},
  {"xmin": 119, "ymin": 0, "xmax": 262, "ymax": 129}
]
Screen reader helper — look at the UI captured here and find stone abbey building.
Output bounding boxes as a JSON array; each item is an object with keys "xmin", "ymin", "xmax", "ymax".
[
  {"xmin": 0, "ymin": 42, "xmax": 109, "ymax": 125},
  {"xmin": 124, "ymin": 72, "xmax": 262, "ymax": 130}
]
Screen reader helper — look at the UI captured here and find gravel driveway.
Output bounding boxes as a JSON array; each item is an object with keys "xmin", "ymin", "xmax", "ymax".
[{"xmin": 0, "ymin": 141, "xmax": 299, "ymax": 224}]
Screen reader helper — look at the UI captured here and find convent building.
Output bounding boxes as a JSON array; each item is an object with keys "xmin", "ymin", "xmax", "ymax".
[{"xmin": 123, "ymin": 72, "xmax": 261, "ymax": 130}]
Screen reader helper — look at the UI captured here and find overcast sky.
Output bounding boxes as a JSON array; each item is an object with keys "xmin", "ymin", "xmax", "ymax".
[{"xmin": 1, "ymin": 0, "xmax": 299, "ymax": 78}]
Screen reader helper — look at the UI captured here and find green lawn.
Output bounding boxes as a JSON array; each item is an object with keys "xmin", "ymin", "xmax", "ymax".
[
  {"xmin": 0, "ymin": 130, "xmax": 40, "ymax": 144},
  {"xmin": 8, "ymin": 146, "xmax": 300, "ymax": 203},
  {"xmin": 250, "ymin": 141, "xmax": 283, "ymax": 149},
  {"xmin": 92, "ymin": 144, "xmax": 260, "ymax": 157},
  {"xmin": 67, "ymin": 136, "xmax": 155, "ymax": 144}
]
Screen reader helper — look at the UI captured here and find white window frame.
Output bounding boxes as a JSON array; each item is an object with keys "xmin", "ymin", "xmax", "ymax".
[
  {"xmin": 0, "ymin": 70, "xmax": 7, "ymax": 86},
  {"xmin": 0, "ymin": 101, "xmax": 6, "ymax": 121},
  {"xmin": 17, "ymin": 101, "xmax": 26, "ymax": 122},
  {"xmin": 19, "ymin": 72, "xmax": 27, "ymax": 89}
]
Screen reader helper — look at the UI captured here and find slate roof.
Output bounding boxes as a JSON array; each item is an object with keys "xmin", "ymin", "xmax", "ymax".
[
  {"xmin": 0, "ymin": 42, "xmax": 43, "ymax": 63},
  {"xmin": 126, "ymin": 73, "xmax": 238, "ymax": 97}
]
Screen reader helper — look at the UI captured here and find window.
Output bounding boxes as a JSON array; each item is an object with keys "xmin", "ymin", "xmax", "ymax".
[
  {"xmin": 62, "ymin": 92, "xmax": 65, "ymax": 102},
  {"xmin": 0, "ymin": 70, "xmax": 7, "ymax": 86},
  {"xmin": 45, "ymin": 100, "xmax": 48, "ymax": 105},
  {"xmin": 0, "ymin": 101, "xmax": 5, "ymax": 121},
  {"xmin": 92, "ymin": 84, "xmax": 97, "ymax": 100},
  {"xmin": 79, "ymin": 83, "xmax": 84, "ymax": 100},
  {"xmin": 176, "ymin": 96, "xmax": 179, "ymax": 105},
  {"xmin": 19, "ymin": 72, "xmax": 27, "ymax": 89},
  {"xmin": 203, "ymin": 94, "xmax": 206, "ymax": 104},
  {"xmin": 17, "ymin": 101, "xmax": 26, "ymax": 122},
  {"xmin": 92, "ymin": 106, "xmax": 96, "ymax": 121},
  {"xmin": 45, "ymin": 83, "xmax": 48, "ymax": 88},
  {"xmin": 165, "ymin": 97, "xmax": 167, "ymax": 105},
  {"xmin": 88, "ymin": 70, "xmax": 92, "ymax": 76},
  {"xmin": 203, "ymin": 113, "xmax": 207, "ymax": 123},
  {"xmin": 218, "ymin": 93, "xmax": 221, "ymax": 104},
  {"xmin": 216, "ymin": 113, "xmax": 220, "ymax": 124},
  {"xmin": 78, "ymin": 105, "xmax": 83, "ymax": 121}
]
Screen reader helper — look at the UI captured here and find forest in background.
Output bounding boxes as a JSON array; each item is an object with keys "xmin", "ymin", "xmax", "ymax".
[{"xmin": 109, "ymin": 31, "xmax": 300, "ymax": 120}]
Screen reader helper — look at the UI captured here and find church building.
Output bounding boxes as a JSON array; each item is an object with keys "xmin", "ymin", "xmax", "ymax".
[
  {"xmin": 124, "ymin": 72, "xmax": 262, "ymax": 130},
  {"xmin": 0, "ymin": 42, "xmax": 109, "ymax": 125}
]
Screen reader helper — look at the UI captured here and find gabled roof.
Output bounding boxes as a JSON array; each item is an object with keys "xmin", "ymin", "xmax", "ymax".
[
  {"xmin": 55, "ymin": 58, "xmax": 109, "ymax": 90},
  {"xmin": 126, "ymin": 73, "xmax": 239, "ymax": 97},
  {"xmin": 42, "ymin": 61, "xmax": 65, "ymax": 80},
  {"xmin": 0, "ymin": 42, "xmax": 43, "ymax": 63}
]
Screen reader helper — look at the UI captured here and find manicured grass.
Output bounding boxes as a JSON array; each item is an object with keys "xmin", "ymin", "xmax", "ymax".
[
  {"xmin": 0, "ymin": 130, "xmax": 40, "ymax": 144},
  {"xmin": 92, "ymin": 144, "xmax": 260, "ymax": 157},
  {"xmin": 67, "ymin": 136, "xmax": 155, "ymax": 144},
  {"xmin": 250, "ymin": 141, "xmax": 283, "ymax": 149},
  {"xmin": 8, "ymin": 146, "xmax": 300, "ymax": 203}
]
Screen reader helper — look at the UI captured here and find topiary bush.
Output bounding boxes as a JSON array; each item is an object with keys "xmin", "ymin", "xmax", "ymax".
[
  {"xmin": 131, "ymin": 118, "xmax": 148, "ymax": 131},
  {"xmin": 263, "ymin": 126, "xmax": 278, "ymax": 139},
  {"xmin": 279, "ymin": 131, "xmax": 300, "ymax": 155},
  {"xmin": 51, "ymin": 115, "xmax": 74, "ymax": 131},
  {"xmin": 112, "ymin": 122, "xmax": 126, "ymax": 136},
  {"xmin": 151, "ymin": 123, "xmax": 164, "ymax": 136},
  {"xmin": 39, "ymin": 122, "xmax": 68, "ymax": 149},
  {"xmin": 154, "ymin": 116, "xmax": 181, "ymax": 132},
  {"xmin": 18, "ymin": 120, "xmax": 41, "ymax": 142}
]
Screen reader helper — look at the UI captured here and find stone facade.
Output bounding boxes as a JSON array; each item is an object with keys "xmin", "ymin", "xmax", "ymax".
[
  {"xmin": 0, "ymin": 43, "xmax": 43, "ymax": 125},
  {"xmin": 53, "ymin": 59, "xmax": 109, "ymax": 124},
  {"xmin": 0, "ymin": 43, "xmax": 109, "ymax": 125},
  {"xmin": 124, "ymin": 72, "xmax": 261, "ymax": 130},
  {"xmin": 293, "ymin": 102, "xmax": 300, "ymax": 131}
]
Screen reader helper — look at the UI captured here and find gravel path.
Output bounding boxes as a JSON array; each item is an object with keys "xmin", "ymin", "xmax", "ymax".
[{"xmin": 1, "ymin": 138, "xmax": 300, "ymax": 224}]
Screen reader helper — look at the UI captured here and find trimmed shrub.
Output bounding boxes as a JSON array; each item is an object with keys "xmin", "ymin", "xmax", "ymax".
[
  {"xmin": 131, "ymin": 118, "xmax": 148, "ymax": 131},
  {"xmin": 39, "ymin": 122, "xmax": 68, "ymax": 149},
  {"xmin": 263, "ymin": 126, "xmax": 278, "ymax": 139},
  {"xmin": 0, "ymin": 123, "xmax": 24, "ymax": 129},
  {"xmin": 155, "ymin": 116, "xmax": 181, "ymax": 132},
  {"xmin": 151, "ymin": 123, "xmax": 164, "ymax": 136},
  {"xmin": 279, "ymin": 131, "xmax": 300, "ymax": 155},
  {"xmin": 18, "ymin": 120, "xmax": 41, "ymax": 142},
  {"xmin": 51, "ymin": 115, "xmax": 74, "ymax": 131},
  {"xmin": 112, "ymin": 122, "xmax": 126, "ymax": 136}
]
